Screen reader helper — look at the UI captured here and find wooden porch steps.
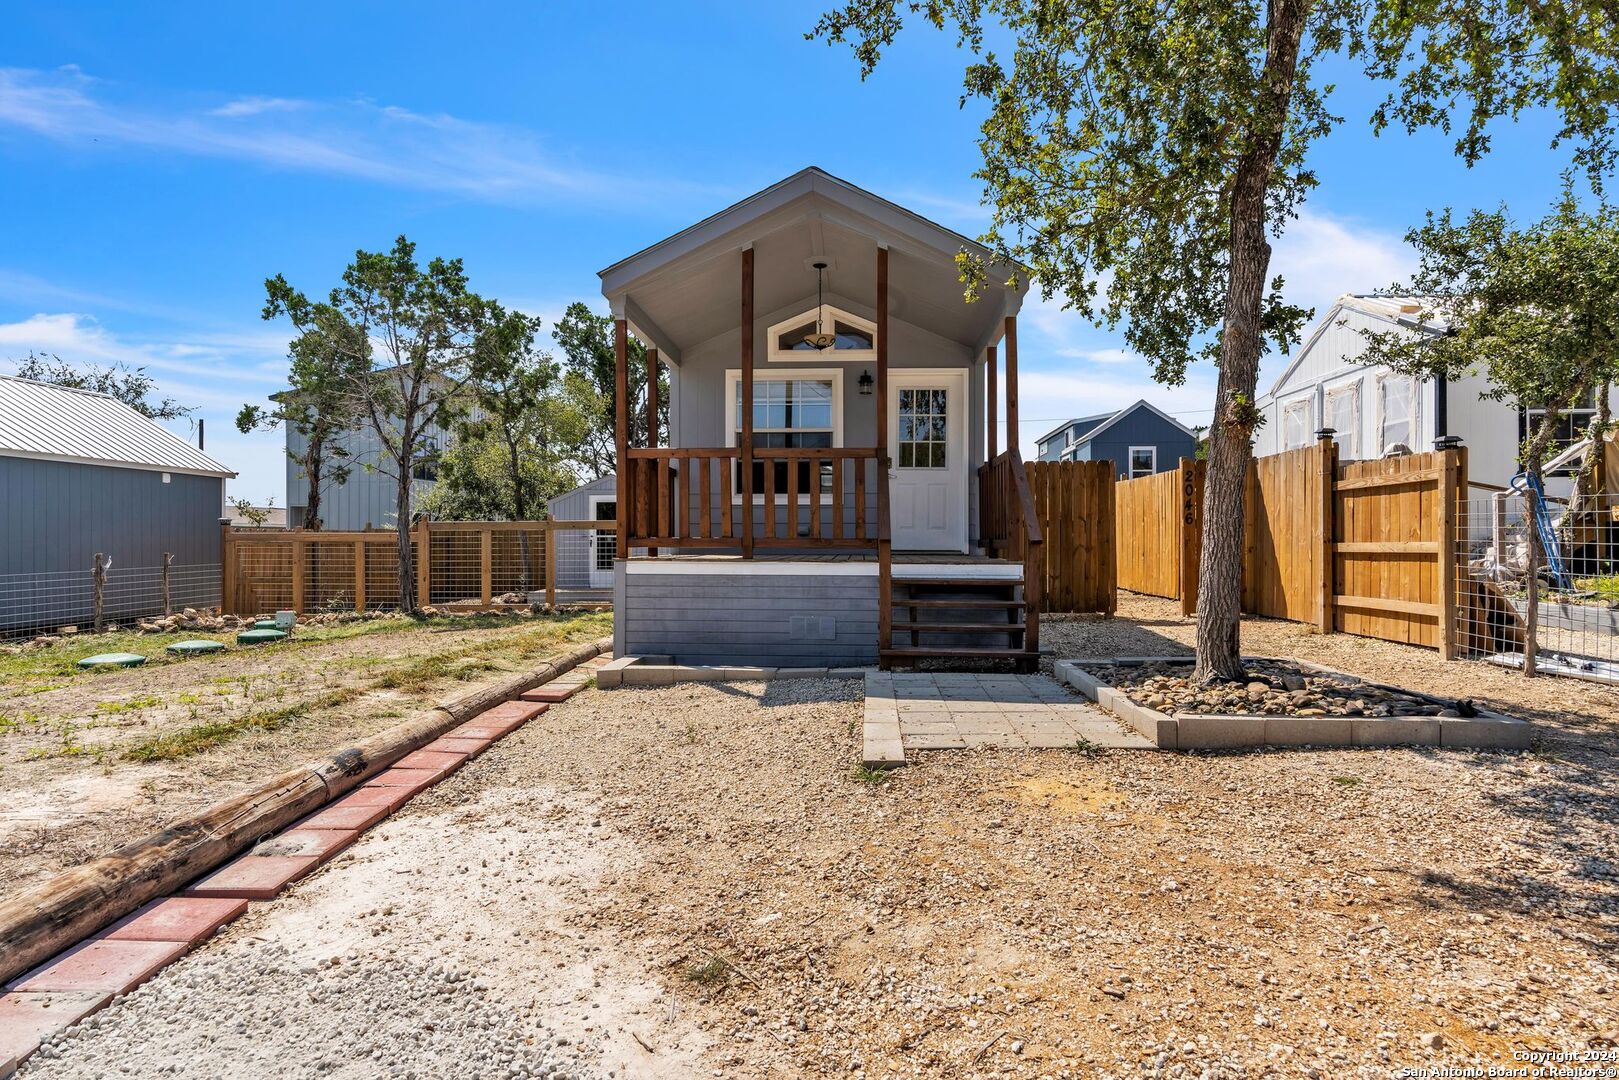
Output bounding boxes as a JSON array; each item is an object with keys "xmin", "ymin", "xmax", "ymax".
[{"xmin": 881, "ymin": 574, "xmax": 1037, "ymax": 672}]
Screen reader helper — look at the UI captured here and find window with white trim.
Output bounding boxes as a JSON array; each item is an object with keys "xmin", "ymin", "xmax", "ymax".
[
  {"xmin": 1282, "ymin": 399, "xmax": 1313, "ymax": 450},
  {"xmin": 1377, "ymin": 374, "xmax": 1417, "ymax": 455},
  {"xmin": 1520, "ymin": 387, "xmax": 1601, "ymax": 475},
  {"xmin": 766, "ymin": 305, "xmax": 877, "ymax": 363},
  {"xmin": 725, "ymin": 370, "xmax": 841, "ymax": 498},
  {"xmin": 1324, "ymin": 383, "xmax": 1361, "ymax": 458},
  {"xmin": 1127, "ymin": 446, "xmax": 1156, "ymax": 479}
]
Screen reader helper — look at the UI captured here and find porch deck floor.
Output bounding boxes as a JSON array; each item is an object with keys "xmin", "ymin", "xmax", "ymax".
[{"xmin": 863, "ymin": 673, "xmax": 1155, "ymax": 765}]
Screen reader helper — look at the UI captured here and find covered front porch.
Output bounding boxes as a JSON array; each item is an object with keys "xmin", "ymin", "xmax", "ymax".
[{"xmin": 599, "ymin": 168, "xmax": 1045, "ymax": 669}]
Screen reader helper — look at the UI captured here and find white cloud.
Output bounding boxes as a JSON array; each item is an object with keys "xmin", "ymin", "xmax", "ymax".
[
  {"xmin": 1270, "ymin": 208, "xmax": 1416, "ymax": 321},
  {"xmin": 0, "ymin": 67, "xmax": 720, "ymax": 209},
  {"xmin": 0, "ymin": 312, "xmax": 292, "ymax": 503},
  {"xmin": 208, "ymin": 95, "xmax": 305, "ymax": 118}
]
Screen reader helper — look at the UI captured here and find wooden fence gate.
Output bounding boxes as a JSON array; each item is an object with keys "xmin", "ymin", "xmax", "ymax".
[
  {"xmin": 1112, "ymin": 440, "xmax": 1468, "ymax": 657},
  {"xmin": 1023, "ymin": 460, "xmax": 1116, "ymax": 614}
]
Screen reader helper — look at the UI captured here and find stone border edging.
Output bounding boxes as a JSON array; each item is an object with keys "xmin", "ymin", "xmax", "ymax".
[
  {"xmin": 0, "ymin": 635, "xmax": 612, "ymax": 989},
  {"xmin": 595, "ymin": 655, "xmax": 871, "ymax": 688},
  {"xmin": 1054, "ymin": 655, "xmax": 1533, "ymax": 751}
]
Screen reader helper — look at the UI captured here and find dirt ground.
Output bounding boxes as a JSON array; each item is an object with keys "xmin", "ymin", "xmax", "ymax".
[
  {"xmin": 0, "ymin": 610, "xmax": 611, "ymax": 897},
  {"xmin": 18, "ymin": 593, "xmax": 1617, "ymax": 1079}
]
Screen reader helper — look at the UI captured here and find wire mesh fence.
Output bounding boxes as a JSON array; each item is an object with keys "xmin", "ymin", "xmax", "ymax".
[
  {"xmin": 0, "ymin": 561, "xmax": 221, "ymax": 641},
  {"xmin": 222, "ymin": 521, "xmax": 615, "ymax": 616},
  {"xmin": 1456, "ymin": 489, "xmax": 1619, "ymax": 681}
]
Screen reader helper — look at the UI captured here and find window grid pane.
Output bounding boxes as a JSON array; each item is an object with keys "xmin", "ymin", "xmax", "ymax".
[{"xmin": 897, "ymin": 386, "xmax": 948, "ymax": 470}]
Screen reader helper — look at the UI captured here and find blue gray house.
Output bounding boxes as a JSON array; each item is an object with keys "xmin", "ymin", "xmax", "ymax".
[{"xmin": 1034, "ymin": 400, "xmax": 1198, "ymax": 478}]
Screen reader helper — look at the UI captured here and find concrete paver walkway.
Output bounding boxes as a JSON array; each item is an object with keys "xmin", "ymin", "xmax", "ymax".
[{"xmin": 862, "ymin": 672, "xmax": 1155, "ymax": 765}]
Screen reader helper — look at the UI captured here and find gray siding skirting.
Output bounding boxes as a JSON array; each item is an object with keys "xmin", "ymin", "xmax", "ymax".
[{"xmin": 618, "ymin": 567, "xmax": 879, "ymax": 667}]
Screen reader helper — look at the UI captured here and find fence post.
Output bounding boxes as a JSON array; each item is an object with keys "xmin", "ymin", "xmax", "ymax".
[
  {"xmin": 219, "ymin": 520, "xmax": 234, "ymax": 615},
  {"xmin": 353, "ymin": 540, "xmax": 367, "ymax": 613},
  {"xmin": 415, "ymin": 518, "xmax": 432, "ymax": 610},
  {"xmin": 291, "ymin": 535, "xmax": 307, "ymax": 614},
  {"xmin": 1103, "ymin": 463, "xmax": 1117, "ymax": 616},
  {"xmin": 1437, "ymin": 446, "xmax": 1462, "ymax": 660},
  {"xmin": 161, "ymin": 552, "xmax": 173, "ymax": 616},
  {"xmin": 93, "ymin": 553, "xmax": 106, "ymax": 632},
  {"xmin": 544, "ymin": 522, "xmax": 557, "ymax": 610},
  {"xmin": 1178, "ymin": 458, "xmax": 1200, "ymax": 617},
  {"xmin": 480, "ymin": 527, "xmax": 494, "ymax": 607},
  {"xmin": 1316, "ymin": 434, "xmax": 1337, "ymax": 634},
  {"xmin": 1524, "ymin": 486, "xmax": 1540, "ymax": 678}
]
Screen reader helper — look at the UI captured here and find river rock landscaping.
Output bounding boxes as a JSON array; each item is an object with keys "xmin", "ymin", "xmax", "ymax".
[{"xmin": 1096, "ymin": 658, "xmax": 1477, "ymax": 718}]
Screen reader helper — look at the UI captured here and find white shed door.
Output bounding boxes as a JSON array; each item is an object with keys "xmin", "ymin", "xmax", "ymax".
[{"xmin": 887, "ymin": 371, "xmax": 968, "ymax": 552}]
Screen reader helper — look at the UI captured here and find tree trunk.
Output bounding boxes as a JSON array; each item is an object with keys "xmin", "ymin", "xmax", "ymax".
[
  {"xmin": 396, "ymin": 420, "xmax": 418, "ymax": 613},
  {"xmin": 1192, "ymin": 0, "xmax": 1308, "ymax": 684},
  {"xmin": 304, "ymin": 434, "xmax": 324, "ymax": 532},
  {"xmin": 510, "ymin": 435, "xmax": 530, "ymax": 591}
]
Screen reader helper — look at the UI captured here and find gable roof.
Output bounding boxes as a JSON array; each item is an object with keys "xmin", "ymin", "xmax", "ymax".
[
  {"xmin": 1043, "ymin": 401, "xmax": 1198, "ymax": 454},
  {"xmin": 0, "ymin": 375, "xmax": 234, "ymax": 478},
  {"xmin": 1263, "ymin": 293, "xmax": 1451, "ymax": 399},
  {"xmin": 1035, "ymin": 411, "xmax": 1113, "ymax": 449},
  {"xmin": 599, "ymin": 166, "xmax": 1027, "ymax": 288}
]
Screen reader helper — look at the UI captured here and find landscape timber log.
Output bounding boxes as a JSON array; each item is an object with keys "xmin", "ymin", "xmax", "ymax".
[{"xmin": 0, "ymin": 635, "xmax": 611, "ymax": 987}]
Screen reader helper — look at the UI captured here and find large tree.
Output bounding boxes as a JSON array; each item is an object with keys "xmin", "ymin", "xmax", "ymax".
[
  {"xmin": 263, "ymin": 236, "xmax": 519, "ymax": 611},
  {"xmin": 13, "ymin": 353, "xmax": 192, "ymax": 421},
  {"xmin": 236, "ymin": 324, "xmax": 367, "ymax": 531},
  {"xmin": 813, "ymin": 0, "xmax": 1618, "ymax": 681},
  {"xmin": 551, "ymin": 302, "xmax": 667, "ymax": 476}
]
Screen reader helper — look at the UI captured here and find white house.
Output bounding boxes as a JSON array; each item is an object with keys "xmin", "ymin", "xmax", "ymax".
[{"xmin": 1254, "ymin": 294, "xmax": 1602, "ymax": 495}]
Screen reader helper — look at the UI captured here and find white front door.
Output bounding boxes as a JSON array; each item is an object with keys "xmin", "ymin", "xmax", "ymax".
[
  {"xmin": 588, "ymin": 496, "xmax": 616, "ymax": 588},
  {"xmin": 887, "ymin": 371, "xmax": 969, "ymax": 552}
]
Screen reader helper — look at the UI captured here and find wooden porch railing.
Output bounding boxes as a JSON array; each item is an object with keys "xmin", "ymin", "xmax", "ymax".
[
  {"xmin": 622, "ymin": 447, "xmax": 886, "ymax": 549},
  {"xmin": 978, "ymin": 449, "xmax": 1044, "ymax": 653}
]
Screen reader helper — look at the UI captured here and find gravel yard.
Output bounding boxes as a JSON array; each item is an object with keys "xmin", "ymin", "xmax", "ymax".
[
  {"xmin": 0, "ymin": 610, "xmax": 612, "ymax": 896},
  {"xmin": 13, "ymin": 594, "xmax": 1619, "ymax": 1078}
]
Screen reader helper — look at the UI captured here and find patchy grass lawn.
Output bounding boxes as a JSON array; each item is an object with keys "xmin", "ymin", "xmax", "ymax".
[{"xmin": 0, "ymin": 610, "xmax": 611, "ymax": 895}]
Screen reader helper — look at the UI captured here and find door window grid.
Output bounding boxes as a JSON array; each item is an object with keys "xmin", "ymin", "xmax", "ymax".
[{"xmin": 897, "ymin": 388, "xmax": 948, "ymax": 469}]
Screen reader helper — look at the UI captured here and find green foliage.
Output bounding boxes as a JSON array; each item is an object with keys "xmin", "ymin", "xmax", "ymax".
[
  {"xmin": 552, "ymin": 302, "xmax": 668, "ymax": 475},
  {"xmin": 812, "ymin": 0, "xmax": 1617, "ymax": 383},
  {"xmin": 13, "ymin": 352, "xmax": 193, "ymax": 421},
  {"xmin": 1359, "ymin": 187, "xmax": 1619, "ymax": 474}
]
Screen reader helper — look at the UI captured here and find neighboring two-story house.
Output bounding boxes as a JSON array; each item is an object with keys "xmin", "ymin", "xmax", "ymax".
[{"xmin": 1034, "ymin": 400, "xmax": 1198, "ymax": 479}]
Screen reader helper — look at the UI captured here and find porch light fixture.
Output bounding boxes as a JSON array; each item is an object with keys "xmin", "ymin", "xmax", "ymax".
[
  {"xmin": 858, "ymin": 369, "xmax": 874, "ymax": 395},
  {"xmin": 805, "ymin": 262, "xmax": 838, "ymax": 350}
]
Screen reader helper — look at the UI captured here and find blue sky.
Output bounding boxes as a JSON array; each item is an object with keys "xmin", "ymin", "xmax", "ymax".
[{"xmin": 0, "ymin": 4, "xmax": 1580, "ymax": 504}]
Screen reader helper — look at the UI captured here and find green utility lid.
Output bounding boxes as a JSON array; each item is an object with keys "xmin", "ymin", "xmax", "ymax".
[
  {"xmin": 253, "ymin": 619, "xmax": 281, "ymax": 630},
  {"xmin": 237, "ymin": 628, "xmax": 288, "ymax": 645},
  {"xmin": 166, "ymin": 639, "xmax": 226, "ymax": 656},
  {"xmin": 76, "ymin": 652, "xmax": 147, "ymax": 669}
]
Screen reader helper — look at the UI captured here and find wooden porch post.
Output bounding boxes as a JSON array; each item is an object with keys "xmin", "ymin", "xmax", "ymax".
[
  {"xmin": 740, "ymin": 247, "xmax": 755, "ymax": 559},
  {"xmin": 876, "ymin": 247, "xmax": 890, "ymax": 463},
  {"xmin": 646, "ymin": 347, "xmax": 659, "ymax": 558},
  {"xmin": 614, "ymin": 318, "xmax": 629, "ymax": 563},
  {"xmin": 986, "ymin": 344, "xmax": 998, "ymax": 461},
  {"xmin": 1004, "ymin": 315, "xmax": 1019, "ymax": 457}
]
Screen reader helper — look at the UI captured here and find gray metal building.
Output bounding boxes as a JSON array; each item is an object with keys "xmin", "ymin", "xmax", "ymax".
[
  {"xmin": 545, "ymin": 474, "xmax": 616, "ymax": 602},
  {"xmin": 0, "ymin": 376, "xmax": 235, "ymax": 635}
]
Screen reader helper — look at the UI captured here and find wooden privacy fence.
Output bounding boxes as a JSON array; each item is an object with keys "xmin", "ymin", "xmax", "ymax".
[
  {"xmin": 1021, "ymin": 460, "xmax": 1116, "ymax": 613},
  {"xmin": 221, "ymin": 519, "xmax": 611, "ymax": 616},
  {"xmin": 1113, "ymin": 460, "xmax": 1203, "ymax": 616},
  {"xmin": 1114, "ymin": 440, "xmax": 1468, "ymax": 656}
]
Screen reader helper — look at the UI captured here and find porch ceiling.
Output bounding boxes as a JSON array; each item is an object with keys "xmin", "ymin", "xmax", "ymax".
[{"xmin": 600, "ymin": 168, "xmax": 1028, "ymax": 358}]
